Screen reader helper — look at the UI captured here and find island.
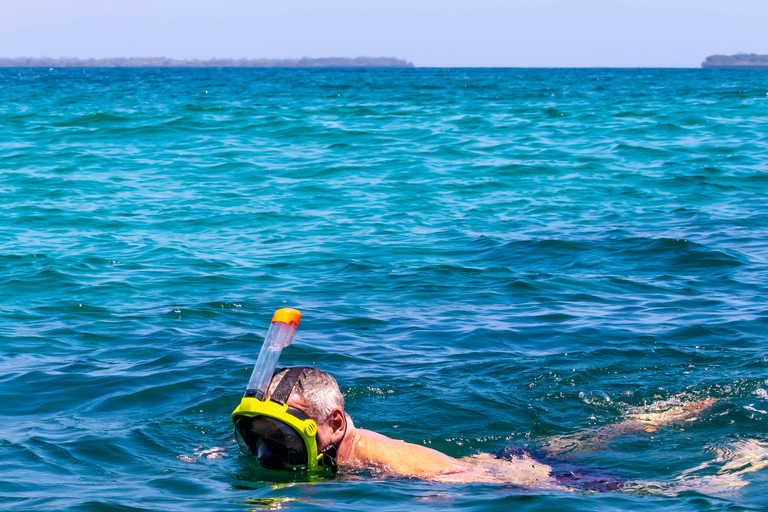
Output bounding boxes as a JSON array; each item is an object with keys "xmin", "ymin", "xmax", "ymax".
[
  {"xmin": 0, "ymin": 57, "xmax": 414, "ymax": 68},
  {"xmin": 701, "ymin": 54, "xmax": 768, "ymax": 68}
]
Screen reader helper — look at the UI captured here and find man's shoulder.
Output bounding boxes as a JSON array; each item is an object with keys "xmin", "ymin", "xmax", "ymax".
[
  {"xmin": 357, "ymin": 428, "xmax": 399, "ymax": 442},
  {"xmin": 351, "ymin": 428, "xmax": 462, "ymax": 476}
]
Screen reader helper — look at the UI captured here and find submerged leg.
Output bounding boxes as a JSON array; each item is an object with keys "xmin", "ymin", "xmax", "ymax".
[{"xmin": 542, "ymin": 397, "xmax": 718, "ymax": 456}]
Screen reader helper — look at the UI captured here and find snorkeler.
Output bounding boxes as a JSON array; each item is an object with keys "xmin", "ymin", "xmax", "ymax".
[{"xmin": 232, "ymin": 309, "xmax": 717, "ymax": 489}]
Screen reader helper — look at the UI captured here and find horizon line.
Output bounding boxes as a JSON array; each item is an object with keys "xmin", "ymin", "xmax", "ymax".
[{"xmin": 0, "ymin": 56, "xmax": 727, "ymax": 69}]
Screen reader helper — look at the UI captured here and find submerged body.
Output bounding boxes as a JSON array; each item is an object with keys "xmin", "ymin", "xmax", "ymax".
[{"xmin": 286, "ymin": 385, "xmax": 717, "ymax": 489}]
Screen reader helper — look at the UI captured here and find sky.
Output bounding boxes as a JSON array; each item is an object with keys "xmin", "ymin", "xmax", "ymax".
[{"xmin": 3, "ymin": 0, "xmax": 767, "ymax": 67}]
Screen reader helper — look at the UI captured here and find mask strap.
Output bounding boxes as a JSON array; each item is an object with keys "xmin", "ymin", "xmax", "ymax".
[
  {"xmin": 320, "ymin": 444, "xmax": 339, "ymax": 474},
  {"xmin": 319, "ymin": 412, "xmax": 348, "ymax": 474},
  {"xmin": 269, "ymin": 366, "xmax": 307, "ymax": 404}
]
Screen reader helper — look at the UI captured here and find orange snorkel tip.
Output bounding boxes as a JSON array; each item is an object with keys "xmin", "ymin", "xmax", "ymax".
[{"xmin": 271, "ymin": 308, "xmax": 301, "ymax": 326}]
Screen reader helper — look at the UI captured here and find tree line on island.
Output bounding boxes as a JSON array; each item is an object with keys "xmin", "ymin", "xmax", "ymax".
[
  {"xmin": 0, "ymin": 56, "xmax": 415, "ymax": 68},
  {"xmin": 702, "ymin": 54, "xmax": 768, "ymax": 68}
]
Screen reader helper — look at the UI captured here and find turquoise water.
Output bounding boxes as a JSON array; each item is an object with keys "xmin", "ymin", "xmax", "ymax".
[{"xmin": 2, "ymin": 67, "xmax": 768, "ymax": 510}]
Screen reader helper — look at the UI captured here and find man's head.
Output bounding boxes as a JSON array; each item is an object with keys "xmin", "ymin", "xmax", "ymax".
[{"xmin": 267, "ymin": 368, "xmax": 347, "ymax": 453}]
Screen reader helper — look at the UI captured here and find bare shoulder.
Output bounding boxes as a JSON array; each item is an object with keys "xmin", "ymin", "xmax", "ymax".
[
  {"xmin": 350, "ymin": 428, "xmax": 463, "ymax": 476},
  {"xmin": 356, "ymin": 428, "xmax": 396, "ymax": 441}
]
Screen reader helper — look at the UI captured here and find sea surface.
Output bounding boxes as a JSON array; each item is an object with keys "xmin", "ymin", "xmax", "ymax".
[{"xmin": 1, "ymin": 67, "xmax": 768, "ymax": 511}]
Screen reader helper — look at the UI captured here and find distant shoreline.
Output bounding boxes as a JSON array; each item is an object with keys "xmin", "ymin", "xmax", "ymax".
[
  {"xmin": 4, "ymin": 56, "xmax": 768, "ymax": 68},
  {"xmin": 702, "ymin": 54, "xmax": 768, "ymax": 68},
  {"xmin": 0, "ymin": 57, "xmax": 414, "ymax": 68}
]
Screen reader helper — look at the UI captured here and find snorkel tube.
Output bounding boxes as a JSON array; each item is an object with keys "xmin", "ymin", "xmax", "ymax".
[
  {"xmin": 244, "ymin": 308, "xmax": 301, "ymax": 399},
  {"xmin": 231, "ymin": 308, "xmax": 331, "ymax": 473}
]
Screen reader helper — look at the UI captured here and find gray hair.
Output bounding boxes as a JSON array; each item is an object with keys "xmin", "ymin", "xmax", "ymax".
[{"xmin": 267, "ymin": 367, "xmax": 345, "ymax": 422}]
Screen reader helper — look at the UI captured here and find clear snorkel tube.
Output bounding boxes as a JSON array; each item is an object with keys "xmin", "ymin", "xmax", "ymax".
[{"xmin": 244, "ymin": 308, "xmax": 302, "ymax": 399}]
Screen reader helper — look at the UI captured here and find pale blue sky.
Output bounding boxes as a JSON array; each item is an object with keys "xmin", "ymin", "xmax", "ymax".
[{"xmin": 3, "ymin": 0, "xmax": 767, "ymax": 67}]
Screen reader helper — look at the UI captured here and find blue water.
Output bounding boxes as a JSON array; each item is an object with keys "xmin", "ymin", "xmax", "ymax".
[{"xmin": 1, "ymin": 67, "xmax": 768, "ymax": 511}]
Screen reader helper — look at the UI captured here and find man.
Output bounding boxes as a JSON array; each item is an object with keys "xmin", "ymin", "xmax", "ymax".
[{"xmin": 264, "ymin": 367, "xmax": 717, "ymax": 488}]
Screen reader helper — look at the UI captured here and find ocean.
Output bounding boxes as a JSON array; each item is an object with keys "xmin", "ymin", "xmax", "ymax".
[{"xmin": 1, "ymin": 67, "xmax": 767, "ymax": 511}]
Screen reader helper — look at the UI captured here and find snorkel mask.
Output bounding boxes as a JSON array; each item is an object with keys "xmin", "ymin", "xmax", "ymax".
[{"xmin": 231, "ymin": 308, "xmax": 337, "ymax": 473}]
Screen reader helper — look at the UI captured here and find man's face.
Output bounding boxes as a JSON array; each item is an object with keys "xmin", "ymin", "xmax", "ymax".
[{"xmin": 286, "ymin": 394, "xmax": 334, "ymax": 451}]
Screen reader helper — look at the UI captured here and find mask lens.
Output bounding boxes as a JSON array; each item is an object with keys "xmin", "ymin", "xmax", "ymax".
[{"xmin": 235, "ymin": 416, "xmax": 309, "ymax": 471}]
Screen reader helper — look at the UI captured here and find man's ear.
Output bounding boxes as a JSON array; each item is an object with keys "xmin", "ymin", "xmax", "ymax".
[{"xmin": 328, "ymin": 408, "xmax": 346, "ymax": 444}]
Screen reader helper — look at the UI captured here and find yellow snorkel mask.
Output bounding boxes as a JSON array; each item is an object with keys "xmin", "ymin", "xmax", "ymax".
[{"xmin": 231, "ymin": 308, "xmax": 337, "ymax": 473}]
